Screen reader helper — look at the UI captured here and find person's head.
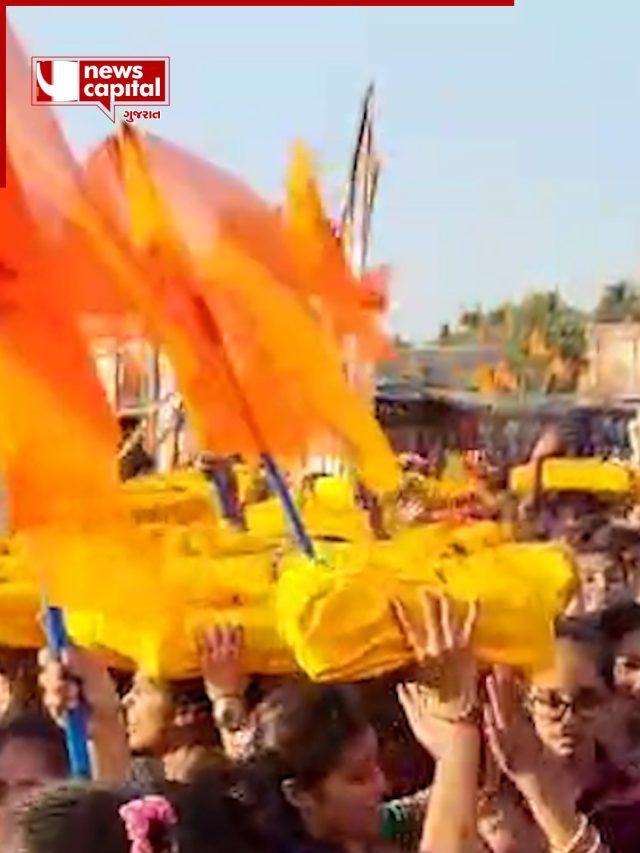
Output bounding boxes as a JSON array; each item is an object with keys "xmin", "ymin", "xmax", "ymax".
[
  {"xmin": 122, "ymin": 673, "xmax": 218, "ymax": 763},
  {"xmin": 16, "ymin": 771, "xmax": 270, "ymax": 853},
  {"xmin": 16, "ymin": 784, "xmax": 136, "ymax": 853},
  {"xmin": 356, "ymin": 675, "xmax": 433, "ymax": 798},
  {"xmin": 528, "ymin": 618, "xmax": 612, "ymax": 761},
  {"xmin": 477, "ymin": 782, "xmax": 544, "ymax": 853},
  {"xmin": 573, "ymin": 526, "xmax": 631, "ymax": 613},
  {"xmin": 249, "ymin": 683, "xmax": 386, "ymax": 847},
  {"xmin": 600, "ymin": 602, "xmax": 640, "ymax": 700},
  {"xmin": 0, "ymin": 712, "xmax": 69, "ymax": 848}
]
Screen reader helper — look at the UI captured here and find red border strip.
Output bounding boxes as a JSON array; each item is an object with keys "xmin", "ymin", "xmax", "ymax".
[
  {"xmin": 1, "ymin": 3, "xmax": 6, "ymax": 187},
  {"xmin": 1, "ymin": 0, "xmax": 516, "ymax": 189}
]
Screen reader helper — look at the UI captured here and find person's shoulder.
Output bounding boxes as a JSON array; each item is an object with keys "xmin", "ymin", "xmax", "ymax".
[
  {"xmin": 591, "ymin": 792, "xmax": 640, "ymax": 853},
  {"xmin": 593, "ymin": 780, "xmax": 640, "ymax": 810}
]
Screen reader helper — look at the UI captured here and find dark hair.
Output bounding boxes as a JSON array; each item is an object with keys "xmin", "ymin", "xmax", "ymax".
[
  {"xmin": 119, "ymin": 675, "xmax": 214, "ymax": 727},
  {"xmin": 20, "ymin": 773, "xmax": 272, "ymax": 853},
  {"xmin": 19, "ymin": 784, "xmax": 132, "ymax": 853},
  {"xmin": 164, "ymin": 679, "xmax": 213, "ymax": 716},
  {"xmin": 599, "ymin": 602, "xmax": 640, "ymax": 646},
  {"xmin": 151, "ymin": 678, "xmax": 220, "ymax": 759},
  {"xmin": 176, "ymin": 765, "xmax": 274, "ymax": 853},
  {"xmin": 0, "ymin": 711, "xmax": 69, "ymax": 778},
  {"xmin": 249, "ymin": 683, "xmax": 370, "ymax": 789},
  {"xmin": 357, "ymin": 675, "xmax": 433, "ymax": 797},
  {"xmin": 555, "ymin": 616, "xmax": 614, "ymax": 689},
  {"xmin": 243, "ymin": 684, "xmax": 372, "ymax": 845}
]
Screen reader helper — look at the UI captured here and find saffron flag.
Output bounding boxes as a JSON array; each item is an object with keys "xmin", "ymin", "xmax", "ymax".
[
  {"xmin": 0, "ymin": 161, "xmax": 120, "ymax": 531},
  {"xmin": 284, "ymin": 142, "xmax": 390, "ymax": 360},
  {"xmin": 86, "ymin": 127, "xmax": 400, "ymax": 493},
  {"xmin": 6, "ymin": 24, "xmax": 140, "ymax": 335},
  {"xmin": 0, "ymin": 162, "xmax": 165, "ymax": 620},
  {"xmin": 4, "ymin": 28, "xmax": 167, "ymax": 618}
]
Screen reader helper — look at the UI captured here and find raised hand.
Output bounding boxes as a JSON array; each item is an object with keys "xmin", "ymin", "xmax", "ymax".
[
  {"xmin": 483, "ymin": 666, "xmax": 543, "ymax": 782},
  {"xmin": 198, "ymin": 624, "xmax": 247, "ymax": 701},
  {"xmin": 393, "ymin": 592, "xmax": 478, "ymax": 758},
  {"xmin": 38, "ymin": 645, "xmax": 120, "ymax": 734}
]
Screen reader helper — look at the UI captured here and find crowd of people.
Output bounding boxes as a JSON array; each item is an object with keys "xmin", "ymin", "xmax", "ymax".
[{"xmin": 2, "ymin": 428, "xmax": 640, "ymax": 852}]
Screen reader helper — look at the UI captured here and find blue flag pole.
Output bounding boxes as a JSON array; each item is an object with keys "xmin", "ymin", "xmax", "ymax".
[
  {"xmin": 42, "ymin": 604, "xmax": 91, "ymax": 779},
  {"xmin": 261, "ymin": 453, "xmax": 315, "ymax": 558}
]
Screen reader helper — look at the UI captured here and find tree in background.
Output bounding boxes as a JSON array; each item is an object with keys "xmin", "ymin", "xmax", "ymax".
[
  {"xmin": 594, "ymin": 280, "xmax": 640, "ymax": 323},
  {"xmin": 446, "ymin": 290, "xmax": 587, "ymax": 393},
  {"xmin": 387, "ymin": 279, "xmax": 640, "ymax": 395}
]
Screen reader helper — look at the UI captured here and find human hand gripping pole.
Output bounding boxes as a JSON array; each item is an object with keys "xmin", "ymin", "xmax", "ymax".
[{"xmin": 42, "ymin": 603, "xmax": 92, "ymax": 779}]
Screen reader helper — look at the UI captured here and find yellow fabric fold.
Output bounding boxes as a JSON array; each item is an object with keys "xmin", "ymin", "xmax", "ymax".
[{"xmin": 510, "ymin": 458, "xmax": 632, "ymax": 496}]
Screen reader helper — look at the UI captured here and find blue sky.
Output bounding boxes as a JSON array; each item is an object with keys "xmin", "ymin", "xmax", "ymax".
[{"xmin": 8, "ymin": 3, "xmax": 640, "ymax": 341}]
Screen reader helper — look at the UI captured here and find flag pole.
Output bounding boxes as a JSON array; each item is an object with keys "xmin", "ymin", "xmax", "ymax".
[
  {"xmin": 208, "ymin": 321, "xmax": 316, "ymax": 558},
  {"xmin": 42, "ymin": 604, "xmax": 91, "ymax": 779}
]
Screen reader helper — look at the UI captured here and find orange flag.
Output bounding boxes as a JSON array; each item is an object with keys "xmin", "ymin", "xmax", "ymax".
[
  {"xmin": 7, "ymin": 18, "xmax": 398, "ymax": 494},
  {"xmin": 85, "ymin": 128, "xmax": 400, "ymax": 493},
  {"xmin": 0, "ymin": 161, "xmax": 120, "ymax": 532},
  {"xmin": 284, "ymin": 142, "xmax": 390, "ymax": 360},
  {"xmin": 4, "ymin": 29, "xmax": 167, "ymax": 617},
  {"xmin": 0, "ymin": 162, "xmax": 165, "ymax": 619},
  {"xmin": 128, "ymin": 133, "xmax": 390, "ymax": 361},
  {"xmin": 6, "ymin": 24, "xmax": 140, "ymax": 336},
  {"xmin": 90, "ymin": 126, "xmax": 266, "ymax": 456}
]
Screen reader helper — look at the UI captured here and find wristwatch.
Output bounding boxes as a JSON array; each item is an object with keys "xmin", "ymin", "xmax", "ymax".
[{"xmin": 212, "ymin": 694, "xmax": 247, "ymax": 733}]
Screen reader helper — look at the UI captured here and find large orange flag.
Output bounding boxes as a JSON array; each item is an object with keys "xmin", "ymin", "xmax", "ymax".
[
  {"xmin": 7, "ymin": 21, "xmax": 398, "ymax": 493},
  {"xmin": 86, "ymin": 127, "xmax": 265, "ymax": 456},
  {"xmin": 0, "ymin": 161, "xmax": 165, "ymax": 619},
  {"xmin": 3, "ymin": 28, "xmax": 167, "ymax": 618},
  {"xmin": 0, "ymin": 161, "xmax": 120, "ymax": 531},
  {"xmin": 134, "ymin": 134, "xmax": 390, "ymax": 361},
  {"xmin": 6, "ymin": 24, "xmax": 139, "ymax": 334},
  {"xmin": 86, "ymin": 128, "xmax": 400, "ymax": 493}
]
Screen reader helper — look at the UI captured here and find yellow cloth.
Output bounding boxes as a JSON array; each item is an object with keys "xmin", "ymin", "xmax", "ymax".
[
  {"xmin": 245, "ymin": 498, "xmax": 287, "ymax": 539},
  {"xmin": 122, "ymin": 470, "xmax": 218, "ymax": 525},
  {"xmin": 67, "ymin": 597, "xmax": 294, "ymax": 680},
  {"xmin": 510, "ymin": 458, "xmax": 632, "ymax": 496},
  {"xmin": 246, "ymin": 477, "xmax": 373, "ymax": 543},
  {"xmin": 277, "ymin": 540, "xmax": 576, "ymax": 681},
  {"xmin": 162, "ymin": 551, "xmax": 276, "ymax": 608},
  {"xmin": 0, "ymin": 498, "xmax": 572, "ymax": 683},
  {"xmin": 0, "ymin": 581, "xmax": 42, "ymax": 648},
  {"xmin": 389, "ymin": 520, "xmax": 512, "ymax": 564}
]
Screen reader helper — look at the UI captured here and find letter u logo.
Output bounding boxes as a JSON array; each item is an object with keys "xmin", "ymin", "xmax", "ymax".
[{"xmin": 35, "ymin": 59, "xmax": 80, "ymax": 102}]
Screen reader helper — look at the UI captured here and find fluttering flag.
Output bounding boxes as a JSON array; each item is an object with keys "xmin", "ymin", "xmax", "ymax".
[
  {"xmin": 8, "ymin": 18, "xmax": 398, "ymax": 494},
  {"xmin": 5, "ymin": 25, "xmax": 135, "ymax": 332},
  {"xmin": 0, "ymin": 161, "xmax": 121, "ymax": 531},
  {"xmin": 284, "ymin": 142, "xmax": 390, "ymax": 361},
  {"xmin": 84, "ymin": 127, "xmax": 400, "ymax": 493},
  {"xmin": 89, "ymin": 125, "xmax": 266, "ymax": 456},
  {"xmin": 0, "ymin": 160, "xmax": 164, "ymax": 619},
  {"xmin": 4, "ymin": 27, "xmax": 168, "ymax": 619}
]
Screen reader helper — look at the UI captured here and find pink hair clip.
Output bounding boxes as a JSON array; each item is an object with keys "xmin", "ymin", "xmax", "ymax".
[{"xmin": 119, "ymin": 795, "xmax": 177, "ymax": 853}]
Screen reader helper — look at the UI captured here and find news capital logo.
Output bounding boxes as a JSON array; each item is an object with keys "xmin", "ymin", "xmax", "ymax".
[{"xmin": 31, "ymin": 56, "xmax": 170, "ymax": 122}]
